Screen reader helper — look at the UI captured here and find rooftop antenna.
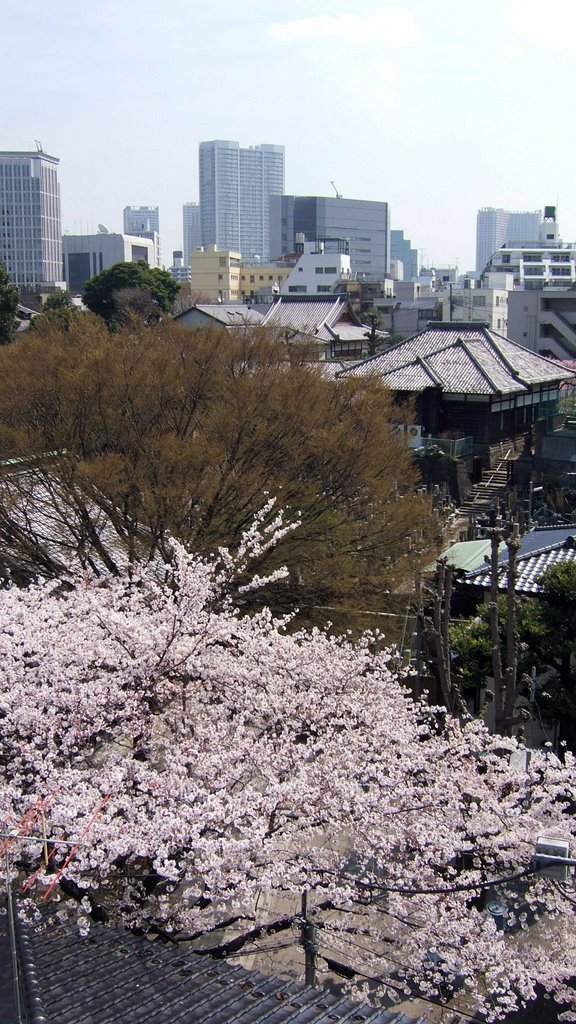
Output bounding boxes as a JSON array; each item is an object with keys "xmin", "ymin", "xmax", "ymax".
[
  {"xmin": 34, "ymin": 140, "xmax": 43, "ymax": 153},
  {"xmin": 331, "ymin": 181, "xmax": 342, "ymax": 199}
]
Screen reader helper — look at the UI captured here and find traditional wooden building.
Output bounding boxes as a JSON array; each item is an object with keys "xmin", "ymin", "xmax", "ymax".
[{"xmin": 342, "ymin": 322, "xmax": 572, "ymax": 452}]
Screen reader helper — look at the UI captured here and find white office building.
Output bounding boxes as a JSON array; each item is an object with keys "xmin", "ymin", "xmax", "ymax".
[
  {"xmin": 0, "ymin": 148, "xmax": 64, "ymax": 289},
  {"xmin": 199, "ymin": 140, "xmax": 284, "ymax": 261},
  {"xmin": 123, "ymin": 206, "xmax": 160, "ymax": 265},
  {"xmin": 62, "ymin": 231, "xmax": 157, "ymax": 293},
  {"xmin": 476, "ymin": 206, "xmax": 541, "ymax": 273},
  {"xmin": 280, "ymin": 239, "xmax": 352, "ymax": 296}
]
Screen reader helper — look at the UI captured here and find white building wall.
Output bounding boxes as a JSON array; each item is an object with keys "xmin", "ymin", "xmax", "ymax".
[
  {"xmin": 62, "ymin": 232, "xmax": 157, "ymax": 293},
  {"xmin": 281, "ymin": 242, "xmax": 352, "ymax": 295},
  {"xmin": 447, "ymin": 283, "xmax": 510, "ymax": 335}
]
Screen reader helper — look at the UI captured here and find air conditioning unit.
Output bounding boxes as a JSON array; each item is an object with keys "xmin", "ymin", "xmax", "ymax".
[{"xmin": 406, "ymin": 425, "xmax": 423, "ymax": 449}]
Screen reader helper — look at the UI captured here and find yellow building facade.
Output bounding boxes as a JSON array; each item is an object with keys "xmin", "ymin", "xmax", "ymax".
[{"xmin": 190, "ymin": 245, "xmax": 294, "ymax": 302}]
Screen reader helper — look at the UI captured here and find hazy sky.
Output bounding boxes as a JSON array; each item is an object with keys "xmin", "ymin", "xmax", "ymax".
[{"xmin": 5, "ymin": 0, "xmax": 576, "ymax": 271}]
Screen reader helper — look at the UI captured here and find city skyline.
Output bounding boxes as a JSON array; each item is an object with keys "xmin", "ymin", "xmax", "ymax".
[{"xmin": 3, "ymin": 0, "xmax": 576, "ymax": 272}]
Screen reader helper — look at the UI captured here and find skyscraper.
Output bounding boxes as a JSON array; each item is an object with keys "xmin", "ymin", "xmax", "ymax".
[
  {"xmin": 182, "ymin": 202, "xmax": 201, "ymax": 266},
  {"xmin": 269, "ymin": 195, "xmax": 390, "ymax": 280},
  {"xmin": 390, "ymin": 229, "xmax": 418, "ymax": 282},
  {"xmin": 476, "ymin": 207, "xmax": 541, "ymax": 273},
  {"xmin": 199, "ymin": 140, "xmax": 284, "ymax": 261},
  {"xmin": 123, "ymin": 206, "xmax": 160, "ymax": 265},
  {"xmin": 0, "ymin": 148, "xmax": 63, "ymax": 289}
]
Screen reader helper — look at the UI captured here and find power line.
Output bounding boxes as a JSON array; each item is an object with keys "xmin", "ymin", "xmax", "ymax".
[{"xmin": 317, "ymin": 935, "xmax": 483, "ymax": 1023}]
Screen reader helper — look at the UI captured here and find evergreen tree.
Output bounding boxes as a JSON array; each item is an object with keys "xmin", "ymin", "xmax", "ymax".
[{"xmin": 0, "ymin": 261, "xmax": 19, "ymax": 344}]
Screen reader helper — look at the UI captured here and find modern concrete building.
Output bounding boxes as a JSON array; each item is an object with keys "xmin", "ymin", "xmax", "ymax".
[
  {"xmin": 199, "ymin": 140, "xmax": 284, "ymax": 261},
  {"xmin": 62, "ymin": 231, "xmax": 157, "ymax": 293},
  {"xmin": 280, "ymin": 239, "xmax": 352, "ymax": 296},
  {"xmin": 123, "ymin": 206, "xmax": 160, "ymax": 265},
  {"xmin": 476, "ymin": 206, "xmax": 541, "ymax": 273},
  {"xmin": 168, "ymin": 250, "xmax": 191, "ymax": 284},
  {"xmin": 508, "ymin": 288, "xmax": 576, "ymax": 359},
  {"xmin": 190, "ymin": 245, "xmax": 243, "ymax": 302},
  {"xmin": 182, "ymin": 202, "xmax": 201, "ymax": 266},
  {"xmin": 390, "ymin": 229, "xmax": 418, "ymax": 282},
  {"xmin": 484, "ymin": 209, "xmax": 576, "ymax": 290},
  {"xmin": 444, "ymin": 273, "xmax": 513, "ymax": 335},
  {"xmin": 0, "ymin": 148, "xmax": 63, "ymax": 289},
  {"xmin": 240, "ymin": 260, "xmax": 293, "ymax": 301},
  {"xmin": 270, "ymin": 195, "xmax": 390, "ymax": 280},
  {"xmin": 189, "ymin": 245, "xmax": 294, "ymax": 302}
]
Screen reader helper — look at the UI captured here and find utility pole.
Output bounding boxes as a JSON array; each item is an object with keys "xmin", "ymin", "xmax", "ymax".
[{"xmin": 300, "ymin": 891, "xmax": 317, "ymax": 987}]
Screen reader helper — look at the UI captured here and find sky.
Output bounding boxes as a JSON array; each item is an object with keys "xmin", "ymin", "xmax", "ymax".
[{"xmin": 4, "ymin": 0, "xmax": 576, "ymax": 272}]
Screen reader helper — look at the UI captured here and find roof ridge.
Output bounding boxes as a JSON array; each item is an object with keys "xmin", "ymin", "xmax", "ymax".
[
  {"xmin": 13, "ymin": 897, "xmax": 49, "ymax": 1024},
  {"xmin": 415, "ymin": 354, "xmax": 444, "ymax": 387},
  {"xmin": 457, "ymin": 336, "xmax": 515, "ymax": 393},
  {"xmin": 476, "ymin": 331, "xmax": 522, "ymax": 380}
]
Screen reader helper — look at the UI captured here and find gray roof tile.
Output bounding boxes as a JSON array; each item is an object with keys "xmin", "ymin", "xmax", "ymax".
[
  {"xmin": 342, "ymin": 324, "xmax": 572, "ymax": 395},
  {"xmin": 6, "ymin": 904, "xmax": 431, "ymax": 1024},
  {"xmin": 464, "ymin": 530, "xmax": 576, "ymax": 593},
  {"xmin": 261, "ymin": 299, "xmax": 366, "ymax": 342}
]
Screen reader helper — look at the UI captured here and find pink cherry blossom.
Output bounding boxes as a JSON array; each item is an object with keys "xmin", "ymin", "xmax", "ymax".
[{"xmin": 0, "ymin": 507, "xmax": 575, "ymax": 1020}]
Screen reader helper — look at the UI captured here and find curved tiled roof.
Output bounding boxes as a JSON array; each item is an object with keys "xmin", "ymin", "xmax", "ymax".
[
  {"xmin": 261, "ymin": 299, "xmax": 367, "ymax": 342},
  {"xmin": 1, "ymin": 903, "xmax": 431, "ymax": 1024},
  {"xmin": 342, "ymin": 324, "xmax": 572, "ymax": 395}
]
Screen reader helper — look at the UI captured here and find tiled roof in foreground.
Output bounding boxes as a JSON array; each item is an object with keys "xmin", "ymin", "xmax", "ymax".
[
  {"xmin": 341, "ymin": 323, "xmax": 572, "ymax": 395},
  {"xmin": 6, "ymin": 905, "xmax": 432, "ymax": 1024},
  {"xmin": 464, "ymin": 528, "xmax": 576, "ymax": 594}
]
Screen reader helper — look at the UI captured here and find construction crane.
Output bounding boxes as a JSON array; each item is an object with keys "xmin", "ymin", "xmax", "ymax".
[{"xmin": 331, "ymin": 181, "xmax": 343, "ymax": 199}]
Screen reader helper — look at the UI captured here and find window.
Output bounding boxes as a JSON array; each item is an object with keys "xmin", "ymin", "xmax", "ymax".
[
  {"xmin": 317, "ymin": 285, "xmax": 332, "ymax": 293},
  {"xmin": 288, "ymin": 285, "xmax": 307, "ymax": 293},
  {"xmin": 219, "ymin": 257, "xmax": 226, "ymax": 267},
  {"xmin": 472, "ymin": 295, "xmax": 486, "ymax": 307},
  {"xmin": 315, "ymin": 267, "xmax": 324, "ymax": 274},
  {"xmin": 325, "ymin": 266, "xmax": 337, "ymax": 274}
]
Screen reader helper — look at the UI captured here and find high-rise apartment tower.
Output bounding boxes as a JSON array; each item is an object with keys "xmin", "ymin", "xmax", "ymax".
[
  {"xmin": 0, "ymin": 148, "xmax": 63, "ymax": 289},
  {"xmin": 199, "ymin": 140, "xmax": 285, "ymax": 261}
]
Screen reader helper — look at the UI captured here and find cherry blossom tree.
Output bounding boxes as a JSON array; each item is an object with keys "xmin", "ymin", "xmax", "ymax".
[{"xmin": 1, "ymin": 506, "xmax": 576, "ymax": 1020}]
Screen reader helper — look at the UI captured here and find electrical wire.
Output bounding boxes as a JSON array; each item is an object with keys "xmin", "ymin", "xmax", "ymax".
[{"xmin": 317, "ymin": 935, "xmax": 484, "ymax": 1022}]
